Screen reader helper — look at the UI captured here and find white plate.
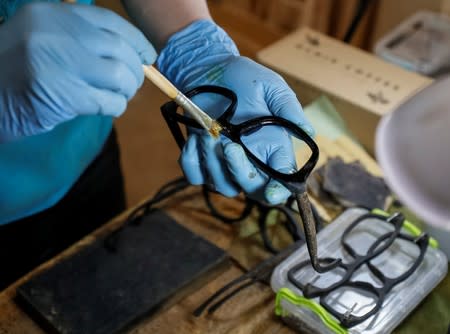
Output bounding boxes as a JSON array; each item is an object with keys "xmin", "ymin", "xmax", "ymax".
[{"xmin": 375, "ymin": 75, "xmax": 450, "ymax": 257}]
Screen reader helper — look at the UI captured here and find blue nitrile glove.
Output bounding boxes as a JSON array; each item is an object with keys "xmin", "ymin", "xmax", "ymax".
[
  {"xmin": 0, "ymin": 2, "xmax": 156, "ymax": 142},
  {"xmin": 157, "ymin": 20, "xmax": 314, "ymax": 204}
]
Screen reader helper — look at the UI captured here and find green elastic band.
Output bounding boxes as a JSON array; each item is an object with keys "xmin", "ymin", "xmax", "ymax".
[
  {"xmin": 371, "ymin": 208, "xmax": 439, "ymax": 249},
  {"xmin": 275, "ymin": 287, "xmax": 348, "ymax": 334}
]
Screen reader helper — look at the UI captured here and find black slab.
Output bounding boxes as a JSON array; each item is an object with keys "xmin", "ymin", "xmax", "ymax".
[{"xmin": 16, "ymin": 209, "xmax": 228, "ymax": 334}]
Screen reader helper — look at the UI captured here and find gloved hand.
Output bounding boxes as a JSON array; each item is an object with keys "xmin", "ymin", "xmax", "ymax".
[
  {"xmin": 157, "ymin": 20, "xmax": 314, "ymax": 204},
  {"xmin": 0, "ymin": 2, "xmax": 156, "ymax": 142}
]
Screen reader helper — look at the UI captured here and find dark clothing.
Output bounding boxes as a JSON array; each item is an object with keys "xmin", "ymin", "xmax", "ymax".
[{"xmin": 0, "ymin": 128, "xmax": 126, "ymax": 291}]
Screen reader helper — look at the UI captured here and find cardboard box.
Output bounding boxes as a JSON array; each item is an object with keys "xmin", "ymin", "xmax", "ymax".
[{"xmin": 257, "ymin": 27, "xmax": 433, "ymax": 155}]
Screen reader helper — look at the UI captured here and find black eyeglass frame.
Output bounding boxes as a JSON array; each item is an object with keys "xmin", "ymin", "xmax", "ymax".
[
  {"xmin": 292, "ymin": 213, "xmax": 405, "ymax": 298},
  {"xmin": 160, "ymin": 85, "xmax": 319, "ymax": 193},
  {"xmin": 320, "ymin": 232, "xmax": 429, "ymax": 328},
  {"xmin": 287, "ymin": 212, "xmax": 429, "ymax": 328}
]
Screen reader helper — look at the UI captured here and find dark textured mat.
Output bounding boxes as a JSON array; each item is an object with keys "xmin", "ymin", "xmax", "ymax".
[{"xmin": 16, "ymin": 209, "xmax": 228, "ymax": 334}]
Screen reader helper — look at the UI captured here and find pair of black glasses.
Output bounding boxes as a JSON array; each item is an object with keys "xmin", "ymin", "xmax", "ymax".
[
  {"xmin": 160, "ymin": 85, "xmax": 340, "ymax": 273},
  {"xmin": 103, "ymin": 174, "xmax": 323, "ymax": 255},
  {"xmin": 204, "ymin": 188, "xmax": 324, "ymax": 254},
  {"xmin": 287, "ymin": 212, "xmax": 429, "ymax": 328}
]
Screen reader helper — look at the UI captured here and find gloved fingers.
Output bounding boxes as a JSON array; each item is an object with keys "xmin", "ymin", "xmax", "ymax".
[
  {"xmin": 66, "ymin": 4, "xmax": 156, "ymax": 64},
  {"xmin": 81, "ymin": 83, "xmax": 127, "ymax": 117},
  {"xmin": 264, "ymin": 145, "xmax": 296, "ymax": 204},
  {"xmin": 179, "ymin": 134, "xmax": 204, "ymax": 185},
  {"xmin": 81, "ymin": 56, "xmax": 139, "ymax": 100},
  {"xmin": 264, "ymin": 80, "xmax": 315, "ymax": 137},
  {"xmin": 190, "ymin": 92, "xmax": 234, "ymax": 119},
  {"xmin": 179, "ymin": 134, "xmax": 239, "ymax": 197},
  {"xmin": 264, "ymin": 179, "xmax": 291, "ymax": 204},
  {"xmin": 79, "ymin": 28, "xmax": 145, "ymax": 88},
  {"xmin": 199, "ymin": 135, "xmax": 240, "ymax": 197},
  {"xmin": 223, "ymin": 142, "xmax": 267, "ymax": 196},
  {"xmin": 35, "ymin": 73, "xmax": 117, "ymax": 117}
]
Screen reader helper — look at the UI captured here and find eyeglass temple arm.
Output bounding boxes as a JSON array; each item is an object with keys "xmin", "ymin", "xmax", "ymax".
[
  {"xmin": 193, "ymin": 242, "xmax": 302, "ymax": 316},
  {"xmin": 295, "ymin": 192, "xmax": 341, "ymax": 273}
]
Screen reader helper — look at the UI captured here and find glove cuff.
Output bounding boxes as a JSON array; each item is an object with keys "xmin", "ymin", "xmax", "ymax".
[{"xmin": 156, "ymin": 19, "xmax": 239, "ymax": 92}]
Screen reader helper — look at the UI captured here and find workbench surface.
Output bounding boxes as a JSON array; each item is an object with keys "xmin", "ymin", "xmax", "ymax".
[
  {"xmin": 0, "ymin": 190, "xmax": 297, "ymax": 334},
  {"xmin": 0, "ymin": 185, "xmax": 448, "ymax": 334}
]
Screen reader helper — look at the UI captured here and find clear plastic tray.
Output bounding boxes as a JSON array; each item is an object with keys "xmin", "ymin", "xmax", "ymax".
[
  {"xmin": 271, "ymin": 207, "xmax": 448, "ymax": 334},
  {"xmin": 374, "ymin": 11, "xmax": 450, "ymax": 76}
]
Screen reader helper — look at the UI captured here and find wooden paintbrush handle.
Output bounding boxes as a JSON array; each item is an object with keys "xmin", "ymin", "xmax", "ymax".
[{"xmin": 143, "ymin": 65, "xmax": 178, "ymax": 100}]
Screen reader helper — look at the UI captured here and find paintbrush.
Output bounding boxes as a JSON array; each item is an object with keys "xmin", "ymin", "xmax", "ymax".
[{"xmin": 142, "ymin": 65, "xmax": 222, "ymax": 138}]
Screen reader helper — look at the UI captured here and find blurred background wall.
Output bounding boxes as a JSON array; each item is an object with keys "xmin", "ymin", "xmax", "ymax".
[{"xmin": 96, "ymin": 0, "xmax": 449, "ymax": 207}]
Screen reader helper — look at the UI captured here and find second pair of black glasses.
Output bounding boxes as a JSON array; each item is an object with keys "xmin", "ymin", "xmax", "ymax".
[
  {"xmin": 160, "ymin": 85, "xmax": 340, "ymax": 273},
  {"xmin": 287, "ymin": 212, "xmax": 429, "ymax": 328}
]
